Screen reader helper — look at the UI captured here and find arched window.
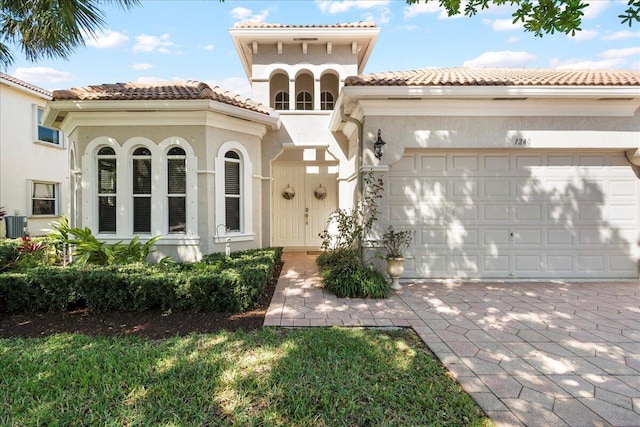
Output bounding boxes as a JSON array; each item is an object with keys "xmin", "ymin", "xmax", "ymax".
[
  {"xmin": 224, "ymin": 151, "xmax": 241, "ymax": 232},
  {"xmin": 97, "ymin": 146, "xmax": 116, "ymax": 233},
  {"xmin": 167, "ymin": 147, "xmax": 186, "ymax": 233},
  {"xmin": 274, "ymin": 91, "xmax": 289, "ymax": 110},
  {"xmin": 296, "ymin": 91, "xmax": 312, "ymax": 110},
  {"xmin": 321, "ymin": 91, "xmax": 334, "ymax": 110},
  {"xmin": 132, "ymin": 147, "xmax": 152, "ymax": 233}
]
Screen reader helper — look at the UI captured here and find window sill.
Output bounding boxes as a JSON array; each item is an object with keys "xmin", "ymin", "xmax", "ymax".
[
  {"xmin": 97, "ymin": 235, "xmax": 200, "ymax": 246},
  {"xmin": 34, "ymin": 140, "xmax": 64, "ymax": 149}
]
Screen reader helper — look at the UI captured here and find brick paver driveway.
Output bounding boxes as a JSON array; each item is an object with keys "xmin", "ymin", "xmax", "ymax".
[{"xmin": 265, "ymin": 252, "xmax": 640, "ymax": 427}]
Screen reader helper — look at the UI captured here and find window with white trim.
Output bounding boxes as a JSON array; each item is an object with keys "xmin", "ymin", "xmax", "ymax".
[
  {"xmin": 36, "ymin": 107, "xmax": 61, "ymax": 145},
  {"xmin": 167, "ymin": 147, "xmax": 186, "ymax": 233},
  {"xmin": 31, "ymin": 181, "xmax": 58, "ymax": 216},
  {"xmin": 296, "ymin": 91, "xmax": 312, "ymax": 110},
  {"xmin": 97, "ymin": 146, "xmax": 117, "ymax": 233},
  {"xmin": 132, "ymin": 147, "xmax": 152, "ymax": 233},
  {"xmin": 274, "ymin": 91, "xmax": 289, "ymax": 110},
  {"xmin": 224, "ymin": 151, "xmax": 241, "ymax": 232},
  {"xmin": 320, "ymin": 91, "xmax": 334, "ymax": 110}
]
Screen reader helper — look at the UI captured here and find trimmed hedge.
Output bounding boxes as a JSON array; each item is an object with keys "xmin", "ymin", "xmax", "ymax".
[{"xmin": 0, "ymin": 247, "xmax": 282, "ymax": 314}]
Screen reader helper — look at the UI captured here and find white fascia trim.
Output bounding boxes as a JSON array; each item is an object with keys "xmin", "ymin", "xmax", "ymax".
[
  {"xmin": 207, "ymin": 100, "xmax": 280, "ymax": 130},
  {"xmin": 1, "ymin": 79, "xmax": 51, "ymax": 100},
  {"xmin": 341, "ymin": 85, "xmax": 640, "ymax": 100},
  {"xmin": 357, "ymin": 98, "xmax": 640, "ymax": 117}
]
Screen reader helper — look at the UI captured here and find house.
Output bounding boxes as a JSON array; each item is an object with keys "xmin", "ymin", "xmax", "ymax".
[
  {"xmin": 43, "ymin": 22, "xmax": 640, "ymax": 279},
  {"xmin": 0, "ymin": 73, "xmax": 69, "ymax": 238}
]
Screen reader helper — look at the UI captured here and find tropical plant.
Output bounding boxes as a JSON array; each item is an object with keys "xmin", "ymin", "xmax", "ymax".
[
  {"xmin": 0, "ymin": 206, "xmax": 6, "ymax": 220},
  {"xmin": 48, "ymin": 217, "xmax": 161, "ymax": 266},
  {"xmin": 382, "ymin": 226, "xmax": 413, "ymax": 259},
  {"xmin": 1, "ymin": 0, "xmax": 140, "ymax": 67},
  {"xmin": 319, "ymin": 171, "xmax": 383, "ymax": 253}
]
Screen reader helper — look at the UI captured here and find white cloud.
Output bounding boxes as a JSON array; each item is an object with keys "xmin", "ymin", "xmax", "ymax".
[
  {"xmin": 365, "ymin": 6, "xmax": 392, "ymax": 24},
  {"xmin": 316, "ymin": 0, "xmax": 390, "ymax": 14},
  {"xmin": 570, "ymin": 29, "xmax": 599, "ymax": 41},
  {"xmin": 551, "ymin": 58, "xmax": 624, "ymax": 69},
  {"xmin": 14, "ymin": 67, "xmax": 72, "ymax": 83},
  {"xmin": 203, "ymin": 44, "xmax": 215, "ymax": 51},
  {"xmin": 230, "ymin": 7, "xmax": 269, "ymax": 22},
  {"xmin": 131, "ymin": 63, "xmax": 153, "ymax": 71},
  {"xmin": 133, "ymin": 34, "xmax": 175, "ymax": 53},
  {"xmin": 600, "ymin": 46, "xmax": 640, "ymax": 59},
  {"xmin": 484, "ymin": 18, "xmax": 524, "ymax": 31},
  {"xmin": 582, "ymin": 1, "xmax": 611, "ymax": 20},
  {"xmin": 403, "ymin": 2, "xmax": 442, "ymax": 19},
  {"xmin": 601, "ymin": 30, "xmax": 640, "ymax": 41},
  {"xmin": 506, "ymin": 36, "xmax": 520, "ymax": 43},
  {"xmin": 85, "ymin": 29, "xmax": 129, "ymax": 49},
  {"xmin": 208, "ymin": 76, "xmax": 252, "ymax": 99},
  {"xmin": 463, "ymin": 51, "xmax": 537, "ymax": 67}
]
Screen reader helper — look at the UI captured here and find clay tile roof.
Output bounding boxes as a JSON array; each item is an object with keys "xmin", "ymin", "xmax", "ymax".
[
  {"xmin": 233, "ymin": 21, "xmax": 376, "ymax": 29},
  {"xmin": 52, "ymin": 81, "xmax": 271, "ymax": 114},
  {"xmin": 345, "ymin": 67, "xmax": 640, "ymax": 87},
  {"xmin": 0, "ymin": 72, "xmax": 52, "ymax": 97}
]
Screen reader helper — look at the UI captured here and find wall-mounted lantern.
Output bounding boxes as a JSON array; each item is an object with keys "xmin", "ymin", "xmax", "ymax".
[{"xmin": 374, "ymin": 129, "xmax": 386, "ymax": 160}]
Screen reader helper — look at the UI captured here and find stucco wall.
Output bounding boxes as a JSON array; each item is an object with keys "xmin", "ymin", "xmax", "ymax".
[
  {"xmin": 0, "ymin": 82, "xmax": 68, "ymax": 237},
  {"xmin": 362, "ymin": 110, "xmax": 640, "ymax": 166},
  {"xmin": 73, "ymin": 122, "xmax": 264, "ymax": 261}
]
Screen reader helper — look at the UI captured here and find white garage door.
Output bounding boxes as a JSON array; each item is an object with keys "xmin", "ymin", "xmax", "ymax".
[{"xmin": 388, "ymin": 150, "xmax": 639, "ymax": 279}]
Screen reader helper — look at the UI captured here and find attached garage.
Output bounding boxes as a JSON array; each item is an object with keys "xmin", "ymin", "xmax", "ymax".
[
  {"xmin": 388, "ymin": 150, "xmax": 639, "ymax": 279},
  {"xmin": 332, "ymin": 68, "xmax": 640, "ymax": 280}
]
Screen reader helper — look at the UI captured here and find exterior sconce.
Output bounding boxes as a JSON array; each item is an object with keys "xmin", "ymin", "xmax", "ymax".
[{"xmin": 374, "ymin": 129, "xmax": 386, "ymax": 160}]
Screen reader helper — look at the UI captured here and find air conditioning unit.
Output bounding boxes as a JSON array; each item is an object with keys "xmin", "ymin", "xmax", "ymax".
[{"xmin": 4, "ymin": 216, "xmax": 26, "ymax": 239}]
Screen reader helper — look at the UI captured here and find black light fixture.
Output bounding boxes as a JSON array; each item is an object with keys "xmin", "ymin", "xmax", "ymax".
[{"xmin": 374, "ymin": 129, "xmax": 386, "ymax": 160}]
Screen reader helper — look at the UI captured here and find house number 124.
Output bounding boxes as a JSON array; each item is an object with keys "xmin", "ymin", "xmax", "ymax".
[{"xmin": 514, "ymin": 138, "xmax": 531, "ymax": 146}]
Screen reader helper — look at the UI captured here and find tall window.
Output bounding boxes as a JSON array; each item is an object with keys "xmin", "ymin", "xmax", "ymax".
[
  {"xmin": 132, "ymin": 147, "xmax": 152, "ymax": 233},
  {"xmin": 224, "ymin": 151, "xmax": 241, "ymax": 232},
  {"xmin": 296, "ymin": 91, "xmax": 312, "ymax": 110},
  {"xmin": 36, "ymin": 107, "xmax": 61, "ymax": 145},
  {"xmin": 167, "ymin": 147, "xmax": 186, "ymax": 233},
  {"xmin": 321, "ymin": 91, "xmax": 334, "ymax": 110},
  {"xmin": 32, "ymin": 182, "xmax": 57, "ymax": 215},
  {"xmin": 274, "ymin": 91, "xmax": 289, "ymax": 110},
  {"xmin": 97, "ymin": 146, "xmax": 117, "ymax": 233}
]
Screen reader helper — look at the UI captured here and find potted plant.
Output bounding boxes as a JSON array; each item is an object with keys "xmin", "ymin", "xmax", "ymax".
[{"xmin": 382, "ymin": 225, "xmax": 412, "ymax": 290}]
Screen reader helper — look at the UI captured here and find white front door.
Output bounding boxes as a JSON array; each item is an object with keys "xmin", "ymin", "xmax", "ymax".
[{"xmin": 273, "ymin": 164, "xmax": 337, "ymax": 249}]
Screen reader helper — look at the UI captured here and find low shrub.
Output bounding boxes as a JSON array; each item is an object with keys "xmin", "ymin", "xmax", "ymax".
[
  {"xmin": 0, "ymin": 247, "xmax": 283, "ymax": 314},
  {"xmin": 0, "ymin": 240, "xmax": 19, "ymax": 272},
  {"xmin": 320, "ymin": 249, "xmax": 389, "ymax": 299}
]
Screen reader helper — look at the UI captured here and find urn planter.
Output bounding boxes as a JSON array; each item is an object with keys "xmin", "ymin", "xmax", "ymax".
[{"xmin": 386, "ymin": 257, "xmax": 405, "ymax": 290}]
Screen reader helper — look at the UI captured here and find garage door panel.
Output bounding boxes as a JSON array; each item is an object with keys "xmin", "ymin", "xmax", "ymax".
[
  {"xmin": 452, "ymin": 155, "xmax": 479, "ymax": 171},
  {"xmin": 392, "ymin": 150, "xmax": 639, "ymax": 279},
  {"xmin": 515, "ymin": 205, "xmax": 543, "ymax": 221},
  {"xmin": 483, "ymin": 180, "xmax": 512, "ymax": 198},
  {"xmin": 484, "ymin": 204, "xmax": 511, "ymax": 221}
]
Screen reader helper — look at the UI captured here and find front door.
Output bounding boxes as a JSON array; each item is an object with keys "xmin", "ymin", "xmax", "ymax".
[{"xmin": 273, "ymin": 164, "xmax": 337, "ymax": 249}]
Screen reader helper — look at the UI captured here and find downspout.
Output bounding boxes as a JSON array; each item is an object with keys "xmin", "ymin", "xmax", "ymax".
[
  {"xmin": 340, "ymin": 104, "xmax": 365, "ymax": 259},
  {"xmin": 340, "ymin": 105, "xmax": 363, "ymax": 200}
]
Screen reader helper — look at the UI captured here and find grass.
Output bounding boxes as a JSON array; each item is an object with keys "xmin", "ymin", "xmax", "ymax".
[{"xmin": 0, "ymin": 328, "xmax": 492, "ymax": 426}]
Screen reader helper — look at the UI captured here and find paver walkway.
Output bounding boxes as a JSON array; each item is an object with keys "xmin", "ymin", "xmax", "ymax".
[{"xmin": 265, "ymin": 252, "xmax": 640, "ymax": 427}]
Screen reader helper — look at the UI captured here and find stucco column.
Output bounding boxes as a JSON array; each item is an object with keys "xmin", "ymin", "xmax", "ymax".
[
  {"xmin": 314, "ymin": 78, "xmax": 321, "ymax": 110},
  {"xmin": 289, "ymin": 79, "xmax": 295, "ymax": 111}
]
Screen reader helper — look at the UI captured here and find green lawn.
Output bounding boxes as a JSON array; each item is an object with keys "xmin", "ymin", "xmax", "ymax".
[{"xmin": 1, "ymin": 328, "xmax": 492, "ymax": 426}]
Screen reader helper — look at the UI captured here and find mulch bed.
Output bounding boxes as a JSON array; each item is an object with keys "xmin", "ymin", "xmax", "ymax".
[{"xmin": 0, "ymin": 262, "xmax": 283, "ymax": 339}]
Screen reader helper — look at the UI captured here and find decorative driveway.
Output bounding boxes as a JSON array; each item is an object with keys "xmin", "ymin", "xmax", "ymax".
[{"xmin": 265, "ymin": 252, "xmax": 640, "ymax": 427}]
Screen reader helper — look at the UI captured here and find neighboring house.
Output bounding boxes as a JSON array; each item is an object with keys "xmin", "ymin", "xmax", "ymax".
[
  {"xmin": 43, "ymin": 22, "xmax": 640, "ymax": 279},
  {"xmin": 0, "ymin": 73, "xmax": 68, "ymax": 238}
]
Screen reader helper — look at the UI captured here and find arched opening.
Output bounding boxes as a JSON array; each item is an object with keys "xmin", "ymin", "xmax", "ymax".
[
  {"xmin": 269, "ymin": 71, "xmax": 289, "ymax": 110},
  {"xmin": 320, "ymin": 72, "xmax": 339, "ymax": 111},
  {"xmin": 295, "ymin": 72, "xmax": 314, "ymax": 110}
]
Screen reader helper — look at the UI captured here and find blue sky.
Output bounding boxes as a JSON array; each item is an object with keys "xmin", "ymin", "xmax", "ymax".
[{"xmin": 5, "ymin": 0, "xmax": 640, "ymax": 96}]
